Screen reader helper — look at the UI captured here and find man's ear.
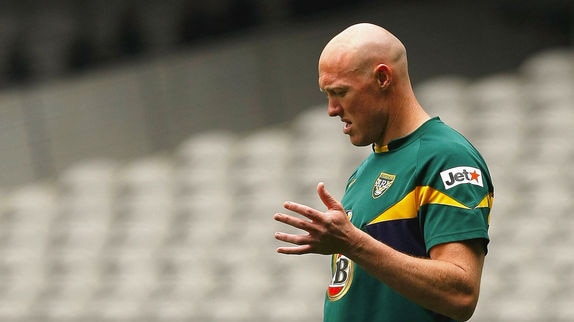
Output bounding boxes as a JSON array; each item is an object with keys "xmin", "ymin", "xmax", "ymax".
[{"xmin": 375, "ymin": 64, "xmax": 392, "ymax": 90}]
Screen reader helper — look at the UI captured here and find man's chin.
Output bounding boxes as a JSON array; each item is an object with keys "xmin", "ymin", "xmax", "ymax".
[{"xmin": 348, "ymin": 136, "xmax": 371, "ymax": 147}]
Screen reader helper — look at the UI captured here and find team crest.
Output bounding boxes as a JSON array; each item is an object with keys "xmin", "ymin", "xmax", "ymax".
[
  {"xmin": 345, "ymin": 210, "xmax": 353, "ymax": 221},
  {"xmin": 372, "ymin": 172, "xmax": 396, "ymax": 199}
]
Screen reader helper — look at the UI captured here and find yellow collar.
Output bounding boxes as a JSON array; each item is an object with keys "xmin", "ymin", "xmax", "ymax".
[{"xmin": 373, "ymin": 144, "xmax": 390, "ymax": 153}]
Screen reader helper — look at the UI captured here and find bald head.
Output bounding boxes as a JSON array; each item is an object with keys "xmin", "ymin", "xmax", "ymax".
[
  {"xmin": 318, "ymin": 23, "xmax": 427, "ymax": 147},
  {"xmin": 319, "ymin": 23, "xmax": 409, "ymax": 82}
]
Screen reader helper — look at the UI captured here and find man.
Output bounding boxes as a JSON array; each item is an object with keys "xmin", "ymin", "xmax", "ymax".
[{"xmin": 274, "ymin": 23, "xmax": 493, "ymax": 322}]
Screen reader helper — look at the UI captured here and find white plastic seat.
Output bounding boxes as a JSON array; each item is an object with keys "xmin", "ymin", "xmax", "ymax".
[
  {"xmin": 141, "ymin": 292, "xmax": 202, "ymax": 322},
  {"xmin": 526, "ymin": 99, "xmax": 574, "ymax": 138},
  {"xmin": 520, "ymin": 48, "xmax": 574, "ymax": 84},
  {"xmin": 0, "ymin": 298, "xmax": 33, "ymax": 321},
  {"xmin": 59, "ymin": 158, "xmax": 118, "ymax": 194},
  {"xmin": 466, "ymin": 74, "xmax": 526, "ymax": 139},
  {"xmin": 1, "ymin": 184, "xmax": 56, "ymax": 309},
  {"xmin": 88, "ymin": 293, "xmax": 147, "ymax": 322},
  {"xmin": 175, "ymin": 131, "xmax": 235, "ymax": 198},
  {"xmin": 53, "ymin": 158, "xmax": 116, "ymax": 255},
  {"xmin": 117, "ymin": 155, "xmax": 174, "ymax": 196},
  {"xmin": 415, "ymin": 76, "xmax": 471, "ymax": 133},
  {"xmin": 174, "ymin": 193, "xmax": 233, "ymax": 247},
  {"xmin": 231, "ymin": 128, "xmax": 292, "ymax": 198},
  {"xmin": 154, "ymin": 244, "xmax": 216, "ymax": 301},
  {"xmin": 176, "ymin": 130, "xmax": 235, "ymax": 167}
]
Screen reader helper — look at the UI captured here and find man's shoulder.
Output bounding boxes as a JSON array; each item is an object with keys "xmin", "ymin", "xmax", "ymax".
[{"xmin": 419, "ymin": 120, "xmax": 479, "ymax": 159}]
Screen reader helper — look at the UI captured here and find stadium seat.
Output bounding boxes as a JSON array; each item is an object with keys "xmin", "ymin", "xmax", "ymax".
[
  {"xmin": 415, "ymin": 76, "xmax": 471, "ymax": 134},
  {"xmin": 1, "ymin": 45, "xmax": 573, "ymax": 322}
]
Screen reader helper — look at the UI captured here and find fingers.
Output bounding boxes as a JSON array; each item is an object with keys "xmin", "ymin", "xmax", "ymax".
[
  {"xmin": 317, "ymin": 182, "xmax": 344, "ymax": 212},
  {"xmin": 274, "ymin": 183, "xmax": 346, "ymax": 256},
  {"xmin": 274, "ymin": 231, "xmax": 313, "ymax": 253},
  {"xmin": 276, "ymin": 244, "xmax": 313, "ymax": 255},
  {"xmin": 282, "ymin": 201, "xmax": 323, "ymax": 222},
  {"xmin": 273, "ymin": 212, "xmax": 312, "ymax": 232},
  {"xmin": 274, "ymin": 231, "xmax": 305, "ymax": 245},
  {"xmin": 274, "ymin": 226, "xmax": 314, "ymax": 255},
  {"xmin": 274, "ymin": 210, "xmax": 319, "ymax": 255},
  {"xmin": 281, "ymin": 182, "xmax": 342, "ymax": 220}
]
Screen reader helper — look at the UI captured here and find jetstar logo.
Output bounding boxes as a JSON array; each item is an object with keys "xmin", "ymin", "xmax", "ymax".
[
  {"xmin": 440, "ymin": 166, "xmax": 483, "ymax": 190},
  {"xmin": 327, "ymin": 254, "xmax": 353, "ymax": 301}
]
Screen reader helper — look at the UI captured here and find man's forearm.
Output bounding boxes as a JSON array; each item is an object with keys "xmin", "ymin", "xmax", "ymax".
[{"xmin": 344, "ymin": 228, "xmax": 484, "ymax": 321}]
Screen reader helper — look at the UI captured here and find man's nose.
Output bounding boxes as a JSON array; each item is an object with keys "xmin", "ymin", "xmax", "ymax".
[{"xmin": 327, "ymin": 100, "xmax": 341, "ymax": 117}]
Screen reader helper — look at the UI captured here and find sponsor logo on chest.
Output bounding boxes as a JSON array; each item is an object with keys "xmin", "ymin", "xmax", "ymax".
[
  {"xmin": 440, "ymin": 166, "xmax": 483, "ymax": 190},
  {"xmin": 327, "ymin": 211, "xmax": 354, "ymax": 301},
  {"xmin": 327, "ymin": 254, "xmax": 353, "ymax": 301}
]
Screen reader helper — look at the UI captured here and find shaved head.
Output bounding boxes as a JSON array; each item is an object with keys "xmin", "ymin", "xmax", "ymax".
[
  {"xmin": 319, "ymin": 23, "xmax": 409, "ymax": 83},
  {"xmin": 318, "ymin": 23, "xmax": 428, "ymax": 148}
]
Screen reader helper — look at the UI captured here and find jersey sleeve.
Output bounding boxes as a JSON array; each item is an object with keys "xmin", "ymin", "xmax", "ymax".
[{"xmin": 417, "ymin": 134, "xmax": 494, "ymax": 253}]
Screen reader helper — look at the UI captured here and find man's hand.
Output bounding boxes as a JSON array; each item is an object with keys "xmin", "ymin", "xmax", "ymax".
[
  {"xmin": 274, "ymin": 182, "xmax": 360, "ymax": 255},
  {"xmin": 273, "ymin": 183, "xmax": 485, "ymax": 320}
]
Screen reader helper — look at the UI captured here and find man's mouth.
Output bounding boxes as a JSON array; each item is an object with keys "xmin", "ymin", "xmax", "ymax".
[{"xmin": 343, "ymin": 121, "xmax": 352, "ymax": 134}]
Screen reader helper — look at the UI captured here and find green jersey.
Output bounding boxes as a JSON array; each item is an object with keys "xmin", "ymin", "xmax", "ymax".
[{"xmin": 324, "ymin": 117, "xmax": 493, "ymax": 322}]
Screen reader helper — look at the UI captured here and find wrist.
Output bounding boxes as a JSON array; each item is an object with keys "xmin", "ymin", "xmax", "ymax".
[{"xmin": 344, "ymin": 227, "xmax": 369, "ymax": 259}]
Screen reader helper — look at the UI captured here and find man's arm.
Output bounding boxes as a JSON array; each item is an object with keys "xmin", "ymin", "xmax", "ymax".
[
  {"xmin": 274, "ymin": 182, "xmax": 485, "ymax": 321},
  {"xmin": 348, "ymin": 231, "xmax": 484, "ymax": 321}
]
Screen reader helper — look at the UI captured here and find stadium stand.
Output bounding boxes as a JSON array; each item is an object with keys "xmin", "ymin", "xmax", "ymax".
[
  {"xmin": 0, "ymin": 0, "xmax": 569, "ymax": 320},
  {"xmin": 0, "ymin": 46, "xmax": 571, "ymax": 321}
]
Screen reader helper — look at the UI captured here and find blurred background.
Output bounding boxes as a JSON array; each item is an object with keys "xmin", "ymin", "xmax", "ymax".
[{"xmin": 0, "ymin": 0, "xmax": 572, "ymax": 321}]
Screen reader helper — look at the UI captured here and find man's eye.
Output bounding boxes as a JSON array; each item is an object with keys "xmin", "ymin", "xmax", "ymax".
[{"xmin": 321, "ymin": 88, "xmax": 347, "ymax": 98}]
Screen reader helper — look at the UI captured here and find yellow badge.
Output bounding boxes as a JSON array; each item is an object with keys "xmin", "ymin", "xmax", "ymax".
[{"xmin": 372, "ymin": 172, "xmax": 396, "ymax": 199}]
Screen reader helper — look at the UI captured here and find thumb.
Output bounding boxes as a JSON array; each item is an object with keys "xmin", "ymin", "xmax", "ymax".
[{"xmin": 317, "ymin": 182, "xmax": 344, "ymax": 211}]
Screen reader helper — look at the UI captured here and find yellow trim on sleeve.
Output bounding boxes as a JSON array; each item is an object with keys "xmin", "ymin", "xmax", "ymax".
[
  {"xmin": 368, "ymin": 186, "xmax": 493, "ymax": 225},
  {"xmin": 476, "ymin": 193, "xmax": 494, "ymax": 209},
  {"xmin": 368, "ymin": 190, "xmax": 418, "ymax": 224},
  {"xmin": 416, "ymin": 186, "xmax": 470, "ymax": 210}
]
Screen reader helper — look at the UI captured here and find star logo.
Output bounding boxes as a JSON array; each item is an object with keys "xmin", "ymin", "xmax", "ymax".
[
  {"xmin": 440, "ymin": 166, "xmax": 484, "ymax": 189},
  {"xmin": 470, "ymin": 170, "xmax": 480, "ymax": 182}
]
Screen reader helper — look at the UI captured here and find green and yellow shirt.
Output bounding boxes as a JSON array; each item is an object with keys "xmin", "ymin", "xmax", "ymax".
[{"xmin": 324, "ymin": 117, "xmax": 493, "ymax": 322}]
